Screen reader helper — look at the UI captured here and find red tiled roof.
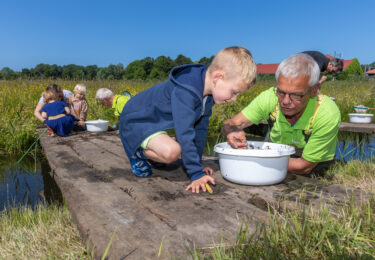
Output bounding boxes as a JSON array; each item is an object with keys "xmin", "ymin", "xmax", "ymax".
[
  {"xmin": 256, "ymin": 64, "xmax": 279, "ymax": 74},
  {"xmin": 343, "ymin": 60, "xmax": 353, "ymax": 70},
  {"xmin": 366, "ymin": 69, "xmax": 375, "ymax": 75},
  {"xmin": 256, "ymin": 55, "xmax": 353, "ymax": 74}
]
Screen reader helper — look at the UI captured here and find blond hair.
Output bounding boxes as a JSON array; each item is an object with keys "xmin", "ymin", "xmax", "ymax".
[
  {"xmin": 74, "ymin": 83, "xmax": 87, "ymax": 95},
  {"xmin": 43, "ymin": 90, "xmax": 59, "ymax": 103},
  {"xmin": 208, "ymin": 46, "xmax": 257, "ymax": 88}
]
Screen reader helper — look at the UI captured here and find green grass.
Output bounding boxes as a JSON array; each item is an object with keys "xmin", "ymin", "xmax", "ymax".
[
  {"xmin": 2, "ymin": 79, "xmax": 375, "ymax": 154},
  {"xmin": 189, "ymin": 195, "xmax": 375, "ymax": 259},
  {"xmin": 0, "ymin": 204, "xmax": 93, "ymax": 259}
]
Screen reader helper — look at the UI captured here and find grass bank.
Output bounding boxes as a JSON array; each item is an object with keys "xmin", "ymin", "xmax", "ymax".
[
  {"xmin": 0, "ymin": 204, "xmax": 93, "ymax": 259},
  {"xmin": 190, "ymin": 195, "xmax": 375, "ymax": 259}
]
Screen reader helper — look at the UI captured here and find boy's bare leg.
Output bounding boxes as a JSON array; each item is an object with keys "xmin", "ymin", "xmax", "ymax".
[{"xmin": 144, "ymin": 134, "xmax": 181, "ymax": 164}]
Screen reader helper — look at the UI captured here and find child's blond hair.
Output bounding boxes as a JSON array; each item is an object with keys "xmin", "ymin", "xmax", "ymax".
[
  {"xmin": 208, "ymin": 46, "xmax": 257, "ymax": 88},
  {"xmin": 74, "ymin": 83, "xmax": 87, "ymax": 95},
  {"xmin": 43, "ymin": 90, "xmax": 59, "ymax": 103}
]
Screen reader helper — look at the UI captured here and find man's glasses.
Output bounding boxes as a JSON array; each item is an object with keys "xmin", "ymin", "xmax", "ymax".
[{"xmin": 274, "ymin": 87, "xmax": 311, "ymax": 102}]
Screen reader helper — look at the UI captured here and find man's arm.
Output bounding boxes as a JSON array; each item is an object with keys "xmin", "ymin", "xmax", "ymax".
[
  {"xmin": 222, "ymin": 112, "xmax": 253, "ymax": 136},
  {"xmin": 221, "ymin": 112, "xmax": 253, "ymax": 149},
  {"xmin": 288, "ymin": 157, "xmax": 318, "ymax": 175}
]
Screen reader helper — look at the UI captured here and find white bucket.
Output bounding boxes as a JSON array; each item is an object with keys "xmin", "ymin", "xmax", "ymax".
[
  {"xmin": 214, "ymin": 141, "xmax": 295, "ymax": 185},
  {"xmin": 85, "ymin": 119, "xmax": 109, "ymax": 132},
  {"xmin": 348, "ymin": 113, "xmax": 373, "ymax": 124}
]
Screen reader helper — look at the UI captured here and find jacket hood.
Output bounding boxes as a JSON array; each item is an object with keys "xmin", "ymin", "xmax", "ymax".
[{"xmin": 169, "ymin": 64, "xmax": 207, "ymax": 100}]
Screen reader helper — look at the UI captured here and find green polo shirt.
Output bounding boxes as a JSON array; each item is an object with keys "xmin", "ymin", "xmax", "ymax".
[
  {"xmin": 112, "ymin": 95, "xmax": 130, "ymax": 117},
  {"xmin": 241, "ymin": 87, "xmax": 341, "ymax": 162}
]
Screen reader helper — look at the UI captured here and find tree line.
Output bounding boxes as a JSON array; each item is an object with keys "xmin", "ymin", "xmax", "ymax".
[{"xmin": 0, "ymin": 54, "xmax": 214, "ymax": 80}]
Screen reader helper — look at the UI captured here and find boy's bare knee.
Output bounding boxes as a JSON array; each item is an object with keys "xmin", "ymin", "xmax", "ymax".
[{"xmin": 163, "ymin": 144, "xmax": 181, "ymax": 164}]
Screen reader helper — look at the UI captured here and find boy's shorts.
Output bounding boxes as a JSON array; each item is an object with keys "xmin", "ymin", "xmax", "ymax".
[{"xmin": 140, "ymin": 131, "xmax": 167, "ymax": 149}]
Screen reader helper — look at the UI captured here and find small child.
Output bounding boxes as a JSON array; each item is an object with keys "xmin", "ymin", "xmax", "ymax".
[
  {"xmin": 41, "ymin": 90, "xmax": 75, "ymax": 137},
  {"xmin": 119, "ymin": 46, "xmax": 257, "ymax": 193},
  {"xmin": 69, "ymin": 84, "xmax": 89, "ymax": 131}
]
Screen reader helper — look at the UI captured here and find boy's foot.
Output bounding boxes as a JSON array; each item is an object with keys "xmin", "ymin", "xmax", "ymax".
[
  {"xmin": 135, "ymin": 148, "xmax": 148, "ymax": 160},
  {"xmin": 130, "ymin": 148, "xmax": 152, "ymax": 177}
]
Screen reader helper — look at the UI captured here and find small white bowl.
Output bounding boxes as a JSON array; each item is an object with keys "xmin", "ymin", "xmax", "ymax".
[
  {"xmin": 353, "ymin": 105, "xmax": 369, "ymax": 113},
  {"xmin": 348, "ymin": 113, "xmax": 373, "ymax": 124},
  {"xmin": 85, "ymin": 119, "xmax": 109, "ymax": 132}
]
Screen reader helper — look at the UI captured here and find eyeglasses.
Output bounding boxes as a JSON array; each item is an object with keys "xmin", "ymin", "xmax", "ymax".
[{"xmin": 274, "ymin": 87, "xmax": 311, "ymax": 102}]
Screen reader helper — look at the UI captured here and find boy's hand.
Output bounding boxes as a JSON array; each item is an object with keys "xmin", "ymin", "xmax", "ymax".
[
  {"xmin": 78, "ymin": 120, "xmax": 85, "ymax": 126},
  {"xmin": 227, "ymin": 130, "xmax": 248, "ymax": 149},
  {"xmin": 203, "ymin": 167, "xmax": 214, "ymax": 175},
  {"xmin": 185, "ymin": 175, "xmax": 215, "ymax": 194}
]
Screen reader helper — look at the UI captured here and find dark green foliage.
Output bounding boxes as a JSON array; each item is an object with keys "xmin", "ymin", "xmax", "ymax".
[
  {"xmin": 1, "ymin": 54, "xmax": 211, "ymax": 81},
  {"xmin": 124, "ymin": 60, "xmax": 147, "ymax": 80},
  {"xmin": 344, "ymin": 58, "xmax": 364, "ymax": 76},
  {"xmin": 152, "ymin": 56, "xmax": 175, "ymax": 79},
  {"xmin": 0, "ymin": 67, "xmax": 17, "ymax": 80},
  {"xmin": 198, "ymin": 56, "xmax": 214, "ymax": 66},
  {"xmin": 174, "ymin": 54, "xmax": 193, "ymax": 66}
]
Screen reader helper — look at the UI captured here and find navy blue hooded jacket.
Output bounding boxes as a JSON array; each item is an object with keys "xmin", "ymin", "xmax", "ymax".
[{"xmin": 119, "ymin": 64, "xmax": 214, "ymax": 181}]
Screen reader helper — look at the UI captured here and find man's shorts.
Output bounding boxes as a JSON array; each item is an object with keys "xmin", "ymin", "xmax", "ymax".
[{"xmin": 140, "ymin": 131, "xmax": 168, "ymax": 149}]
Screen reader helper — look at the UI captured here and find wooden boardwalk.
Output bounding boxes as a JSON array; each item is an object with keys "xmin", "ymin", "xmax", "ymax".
[{"xmin": 39, "ymin": 130, "xmax": 370, "ymax": 259}]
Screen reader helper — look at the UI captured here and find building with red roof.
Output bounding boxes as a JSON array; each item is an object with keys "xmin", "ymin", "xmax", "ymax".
[
  {"xmin": 366, "ymin": 68, "xmax": 375, "ymax": 76},
  {"xmin": 256, "ymin": 54, "xmax": 353, "ymax": 75}
]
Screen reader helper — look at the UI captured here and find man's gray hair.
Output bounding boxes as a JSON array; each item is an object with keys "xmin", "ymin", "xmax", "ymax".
[
  {"xmin": 276, "ymin": 53, "xmax": 320, "ymax": 87},
  {"xmin": 96, "ymin": 88, "xmax": 114, "ymax": 100}
]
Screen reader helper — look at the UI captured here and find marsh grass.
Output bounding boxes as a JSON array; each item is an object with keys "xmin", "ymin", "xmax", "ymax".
[
  {"xmin": 0, "ymin": 204, "xmax": 93, "ymax": 259},
  {"xmin": 0, "ymin": 79, "xmax": 156, "ymax": 155},
  {"xmin": 326, "ymin": 160, "xmax": 375, "ymax": 194},
  {"xmin": 1, "ymin": 79, "xmax": 374, "ymax": 154},
  {"xmin": 189, "ymin": 195, "xmax": 375, "ymax": 259}
]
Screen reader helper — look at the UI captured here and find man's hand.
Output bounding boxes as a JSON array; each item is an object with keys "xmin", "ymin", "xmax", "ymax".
[
  {"xmin": 185, "ymin": 175, "xmax": 215, "ymax": 194},
  {"xmin": 78, "ymin": 120, "xmax": 85, "ymax": 126},
  {"xmin": 227, "ymin": 130, "xmax": 248, "ymax": 149}
]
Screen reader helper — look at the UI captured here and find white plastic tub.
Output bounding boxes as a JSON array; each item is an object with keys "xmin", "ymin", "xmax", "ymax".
[
  {"xmin": 85, "ymin": 119, "xmax": 109, "ymax": 132},
  {"xmin": 348, "ymin": 113, "xmax": 373, "ymax": 124},
  {"xmin": 214, "ymin": 141, "xmax": 295, "ymax": 185}
]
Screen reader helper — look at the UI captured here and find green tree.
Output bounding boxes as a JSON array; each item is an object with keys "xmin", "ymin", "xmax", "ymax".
[
  {"xmin": 344, "ymin": 58, "xmax": 363, "ymax": 76},
  {"xmin": 21, "ymin": 68, "xmax": 32, "ymax": 78},
  {"xmin": 198, "ymin": 56, "xmax": 214, "ymax": 66},
  {"xmin": 84, "ymin": 65, "xmax": 98, "ymax": 80},
  {"xmin": 0, "ymin": 67, "xmax": 16, "ymax": 80},
  {"xmin": 123, "ymin": 60, "xmax": 146, "ymax": 80},
  {"xmin": 107, "ymin": 63, "xmax": 125, "ymax": 80},
  {"xmin": 150, "ymin": 56, "xmax": 174, "ymax": 79},
  {"xmin": 174, "ymin": 54, "xmax": 193, "ymax": 66},
  {"xmin": 96, "ymin": 68, "xmax": 109, "ymax": 80},
  {"xmin": 141, "ymin": 57, "xmax": 154, "ymax": 76}
]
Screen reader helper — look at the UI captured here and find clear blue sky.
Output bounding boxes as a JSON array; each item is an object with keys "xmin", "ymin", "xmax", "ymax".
[{"xmin": 2, "ymin": 0, "xmax": 374, "ymax": 71}]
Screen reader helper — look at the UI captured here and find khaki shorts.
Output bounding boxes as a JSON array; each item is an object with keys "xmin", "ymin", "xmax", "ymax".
[{"xmin": 140, "ymin": 131, "xmax": 168, "ymax": 149}]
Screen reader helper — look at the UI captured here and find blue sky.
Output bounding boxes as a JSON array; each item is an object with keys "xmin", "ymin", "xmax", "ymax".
[{"xmin": 1, "ymin": 0, "xmax": 374, "ymax": 71}]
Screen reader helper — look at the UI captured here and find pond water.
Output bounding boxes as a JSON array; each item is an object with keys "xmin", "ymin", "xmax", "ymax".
[
  {"xmin": 0, "ymin": 155, "xmax": 62, "ymax": 210},
  {"xmin": 2, "ymin": 132, "xmax": 374, "ymax": 210}
]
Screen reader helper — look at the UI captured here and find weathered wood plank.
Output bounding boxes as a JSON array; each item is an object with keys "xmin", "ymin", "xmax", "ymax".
[{"xmin": 38, "ymin": 130, "xmax": 371, "ymax": 259}]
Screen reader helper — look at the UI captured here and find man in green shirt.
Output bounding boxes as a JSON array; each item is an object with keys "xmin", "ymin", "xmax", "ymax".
[
  {"xmin": 96, "ymin": 88, "xmax": 131, "ymax": 130},
  {"xmin": 221, "ymin": 53, "xmax": 341, "ymax": 175}
]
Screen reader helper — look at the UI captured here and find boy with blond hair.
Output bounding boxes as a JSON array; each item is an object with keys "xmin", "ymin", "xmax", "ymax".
[{"xmin": 119, "ymin": 46, "xmax": 257, "ymax": 193}]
